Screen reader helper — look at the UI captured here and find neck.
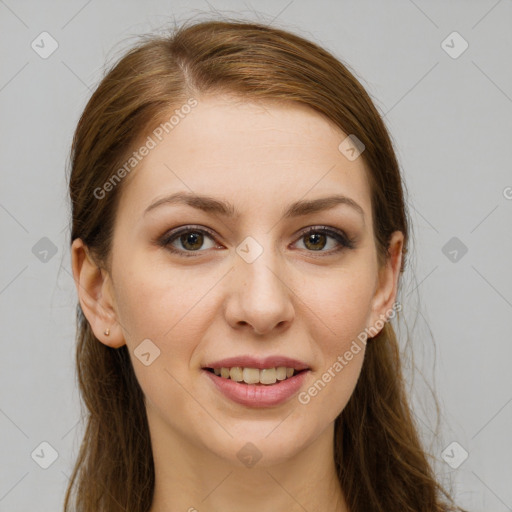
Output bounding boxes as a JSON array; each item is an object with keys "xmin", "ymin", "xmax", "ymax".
[{"xmin": 147, "ymin": 411, "xmax": 349, "ymax": 512}]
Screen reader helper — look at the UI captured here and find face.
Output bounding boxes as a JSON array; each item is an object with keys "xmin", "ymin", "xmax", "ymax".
[{"xmin": 74, "ymin": 93, "xmax": 402, "ymax": 468}]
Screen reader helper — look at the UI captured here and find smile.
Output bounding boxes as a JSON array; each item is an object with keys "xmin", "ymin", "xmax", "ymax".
[
  {"xmin": 202, "ymin": 368, "xmax": 310, "ymax": 407},
  {"xmin": 205, "ymin": 366, "xmax": 302, "ymax": 385}
]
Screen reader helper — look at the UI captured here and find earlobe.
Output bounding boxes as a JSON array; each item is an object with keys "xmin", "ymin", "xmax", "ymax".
[
  {"xmin": 368, "ymin": 231, "xmax": 404, "ymax": 332},
  {"xmin": 70, "ymin": 238, "xmax": 126, "ymax": 348}
]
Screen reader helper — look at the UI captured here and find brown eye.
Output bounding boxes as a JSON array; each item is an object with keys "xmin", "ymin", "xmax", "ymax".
[
  {"xmin": 303, "ymin": 232, "xmax": 328, "ymax": 251},
  {"xmin": 179, "ymin": 231, "xmax": 205, "ymax": 251},
  {"xmin": 159, "ymin": 226, "xmax": 218, "ymax": 257},
  {"xmin": 294, "ymin": 227, "xmax": 355, "ymax": 254},
  {"xmin": 159, "ymin": 225, "xmax": 355, "ymax": 258}
]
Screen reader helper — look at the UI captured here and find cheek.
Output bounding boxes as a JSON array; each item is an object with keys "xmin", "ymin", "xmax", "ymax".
[
  {"xmin": 111, "ymin": 251, "xmax": 223, "ymax": 398},
  {"xmin": 314, "ymin": 264, "xmax": 376, "ymax": 344},
  {"xmin": 302, "ymin": 266, "xmax": 375, "ymax": 411},
  {"xmin": 111, "ymin": 259, "xmax": 206, "ymax": 409},
  {"xmin": 112, "ymin": 249, "xmax": 204, "ymax": 342}
]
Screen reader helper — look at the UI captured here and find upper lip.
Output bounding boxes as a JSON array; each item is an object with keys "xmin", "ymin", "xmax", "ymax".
[{"xmin": 203, "ymin": 356, "xmax": 310, "ymax": 371}]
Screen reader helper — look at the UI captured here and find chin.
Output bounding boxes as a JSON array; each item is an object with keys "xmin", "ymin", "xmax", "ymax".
[{"xmin": 200, "ymin": 422, "xmax": 314, "ymax": 468}]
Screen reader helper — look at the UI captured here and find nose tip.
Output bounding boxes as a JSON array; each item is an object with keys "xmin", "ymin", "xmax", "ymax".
[
  {"xmin": 237, "ymin": 318, "xmax": 289, "ymax": 336},
  {"xmin": 224, "ymin": 256, "xmax": 295, "ymax": 336}
]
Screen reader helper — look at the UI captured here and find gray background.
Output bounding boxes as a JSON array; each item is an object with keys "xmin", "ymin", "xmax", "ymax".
[{"xmin": 1, "ymin": 1, "xmax": 511, "ymax": 511}]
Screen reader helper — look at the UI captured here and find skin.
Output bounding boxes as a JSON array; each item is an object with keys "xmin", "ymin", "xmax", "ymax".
[{"xmin": 72, "ymin": 94, "xmax": 403, "ymax": 512}]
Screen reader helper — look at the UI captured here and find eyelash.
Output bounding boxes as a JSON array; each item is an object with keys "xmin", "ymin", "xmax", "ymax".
[{"xmin": 158, "ymin": 224, "xmax": 356, "ymax": 258}]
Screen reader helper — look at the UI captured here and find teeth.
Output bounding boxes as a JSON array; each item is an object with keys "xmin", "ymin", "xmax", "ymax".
[
  {"xmin": 229, "ymin": 367, "xmax": 243, "ymax": 382},
  {"xmin": 260, "ymin": 368, "xmax": 276, "ymax": 385},
  {"xmin": 211, "ymin": 366, "xmax": 299, "ymax": 385},
  {"xmin": 243, "ymin": 367, "xmax": 260, "ymax": 384},
  {"xmin": 276, "ymin": 367, "xmax": 287, "ymax": 381}
]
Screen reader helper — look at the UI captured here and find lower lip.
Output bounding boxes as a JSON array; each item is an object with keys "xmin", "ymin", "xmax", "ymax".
[{"xmin": 203, "ymin": 369, "xmax": 310, "ymax": 408}]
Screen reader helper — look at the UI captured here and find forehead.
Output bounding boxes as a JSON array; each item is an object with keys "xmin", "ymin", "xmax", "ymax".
[{"xmin": 117, "ymin": 94, "xmax": 372, "ymax": 222}]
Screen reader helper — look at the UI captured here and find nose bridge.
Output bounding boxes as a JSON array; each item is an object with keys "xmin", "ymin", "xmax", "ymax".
[{"xmin": 225, "ymin": 233, "xmax": 295, "ymax": 334}]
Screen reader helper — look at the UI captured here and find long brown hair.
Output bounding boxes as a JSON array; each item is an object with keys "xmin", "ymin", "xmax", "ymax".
[{"xmin": 65, "ymin": 17, "xmax": 467, "ymax": 512}]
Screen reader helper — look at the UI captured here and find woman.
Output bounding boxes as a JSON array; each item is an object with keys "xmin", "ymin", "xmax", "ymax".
[{"xmin": 65, "ymin": 18, "xmax": 467, "ymax": 512}]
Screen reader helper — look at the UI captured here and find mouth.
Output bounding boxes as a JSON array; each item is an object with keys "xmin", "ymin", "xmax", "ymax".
[
  {"xmin": 202, "ymin": 366, "xmax": 311, "ymax": 407},
  {"xmin": 203, "ymin": 366, "xmax": 308, "ymax": 386}
]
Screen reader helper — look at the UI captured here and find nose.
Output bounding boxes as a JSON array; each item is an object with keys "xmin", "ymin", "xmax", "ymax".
[{"xmin": 223, "ymin": 244, "xmax": 295, "ymax": 336}]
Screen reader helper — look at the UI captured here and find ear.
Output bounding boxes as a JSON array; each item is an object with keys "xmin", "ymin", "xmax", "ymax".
[
  {"xmin": 367, "ymin": 231, "xmax": 404, "ymax": 334},
  {"xmin": 70, "ymin": 238, "xmax": 125, "ymax": 348}
]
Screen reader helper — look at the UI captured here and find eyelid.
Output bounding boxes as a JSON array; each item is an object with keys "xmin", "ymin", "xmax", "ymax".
[
  {"xmin": 298, "ymin": 225, "xmax": 355, "ymax": 248},
  {"xmin": 158, "ymin": 224, "xmax": 356, "ymax": 256},
  {"xmin": 158, "ymin": 224, "xmax": 220, "ymax": 257}
]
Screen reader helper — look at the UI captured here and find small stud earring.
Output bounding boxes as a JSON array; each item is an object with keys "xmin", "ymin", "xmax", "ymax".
[{"xmin": 104, "ymin": 328, "xmax": 110, "ymax": 336}]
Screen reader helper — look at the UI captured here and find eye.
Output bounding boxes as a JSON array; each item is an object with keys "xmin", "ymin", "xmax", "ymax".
[
  {"xmin": 159, "ymin": 225, "xmax": 219, "ymax": 257},
  {"xmin": 158, "ymin": 225, "xmax": 355, "ymax": 258},
  {"xmin": 293, "ymin": 226, "xmax": 355, "ymax": 254}
]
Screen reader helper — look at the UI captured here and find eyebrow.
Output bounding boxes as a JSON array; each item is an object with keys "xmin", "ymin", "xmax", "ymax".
[{"xmin": 144, "ymin": 191, "xmax": 365, "ymax": 222}]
